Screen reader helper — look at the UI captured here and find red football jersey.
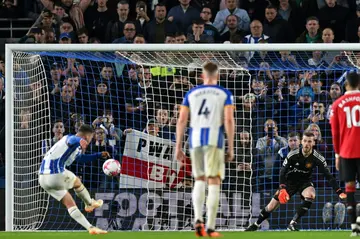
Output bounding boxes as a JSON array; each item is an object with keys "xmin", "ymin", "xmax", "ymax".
[{"xmin": 330, "ymin": 90, "xmax": 360, "ymax": 159}]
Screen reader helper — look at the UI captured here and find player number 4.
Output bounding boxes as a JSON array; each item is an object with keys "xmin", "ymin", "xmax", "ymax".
[
  {"xmin": 344, "ymin": 105, "xmax": 360, "ymax": 128},
  {"xmin": 198, "ymin": 99, "xmax": 210, "ymax": 118}
]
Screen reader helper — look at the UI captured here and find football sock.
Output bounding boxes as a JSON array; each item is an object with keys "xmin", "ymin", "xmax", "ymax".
[
  {"xmin": 256, "ymin": 207, "xmax": 271, "ymax": 225},
  {"xmin": 74, "ymin": 184, "xmax": 92, "ymax": 206},
  {"xmin": 192, "ymin": 180, "xmax": 206, "ymax": 223},
  {"xmin": 346, "ymin": 192, "xmax": 357, "ymax": 223},
  {"xmin": 68, "ymin": 206, "xmax": 92, "ymax": 230},
  {"xmin": 206, "ymin": 184, "xmax": 220, "ymax": 231},
  {"xmin": 292, "ymin": 198, "xmax": 313, "ymax": 223}
]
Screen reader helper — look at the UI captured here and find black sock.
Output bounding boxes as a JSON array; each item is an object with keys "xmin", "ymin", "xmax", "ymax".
[
  {"xmin": 292, "ymin": 200, "xmax": 312, "ymax": 223},
  {"xmin": 347, "ymin": 192, "xmax": 357, "ymax": 224},
  {"xmin": 256, "ymin": 207, "xmax": 271, "ymax": 225}
]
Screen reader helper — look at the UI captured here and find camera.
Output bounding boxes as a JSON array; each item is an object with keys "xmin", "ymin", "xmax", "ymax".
[{"xmin": 314, "ymin": 110, "xmax": 320, "ymax": 115}]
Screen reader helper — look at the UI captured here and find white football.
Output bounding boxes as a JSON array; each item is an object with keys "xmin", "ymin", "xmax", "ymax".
[{"xmin": 102, "ymin": 159, "xmax": 121, "ymax": 177}]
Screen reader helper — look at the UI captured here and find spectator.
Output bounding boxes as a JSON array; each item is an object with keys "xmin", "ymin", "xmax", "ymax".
[
  {"xmin": 284, "ymin": 77, "xmax": 300, "ymax": 104},
  {"xmin": 277, "ymin": 51, "xmax": 299, "ymax": 68},
  {"xmin": 84, "ymin": 0, "xmax": 115, "ymax": 43},
  {"xmin": 310, "ymin": 75, "xmax": 330, "ymax": 104},
  {"xmin": 213, "ymin": 0, "xmax": 250, "ymax": 34},
  {"xmin": 219, "ymin": 15, "xmax": 245, "ymax": 43},
  {"xmin": 144, "ymin": 3, "xmax": 177, "ymax": 43},
  {"xmin": 135, "ymin": 1, "xmax": 150, "ymax": 34},
  {"xmin": 59, "ymin": 20, "xmax": 76, "ymax": 40},
  {"xmin": 168, "ymin": 0, "xmax": 200, "ymax": 33},
  {"xmin": 175, "ymin": 32, "xmax": 187, "ymax": 43},
  {"xmin": 89, "ymin": 37, "xmax": 100, "ymax": 43},
  {"xmin": 165, "ymin": 34, "xmax": 177, "ymax": 44},
  {"xmin": 255, "ymin": 119, "xmax": 287, "ymax": 190},
  {"xmin": 187, "ymin": 19, "xmax": 215, "ymax": 43},
  {"xmin": 133, "ymin": 34, "xmax": 146, "ymax": 44},
  {"xmin": 196, "ymin": 6, "xmax": 220, "ymax": 42},
  {"xmin": 19, "ymin": 109, "xmax": 31, "ymax": 129},
  {"xmin": 243, "ymin": 20, "xmax": 270, "ymax": 44},
  {"xmin": 318, "ymin": 0, "xmax": 349, "ymax": 42},
  {"xmin": 92, "ymin": 110, "xmax": 122, "ymax": 142},
  {"xmin": 0, "ymin": 0, "xmax": 18, "ymax": 18},
  {"xmin": 326, "ymin": 82, "xmax": 342, "ymax": 120},
  {"xmin": 19, "ymin": 27, "xmax": 45, "ymax": 43},
  {"xmin": 44, "ymin": 29, "xmax": 56, "ymax": 43},
  {"xmin": 77, "ymin": 27, "xmax": 89, "ymax": 43},
  {"xmin": 40, "ymin": 0, "xmax": 91, "ymax": 30},
  {"xmin": 263, "ymin": 4, "xmax": 295, "ymax": 43},
  {"xmin": 289, "ymin": 86, "xmax": 313, "ymax": 129},
  {"xmin": 307, "ymin": 51, "xmax": 329, "ymax": 69},
  {"xmin": 51, "ymin": 119, "xmax": 65, "ymax": 144},
  {"xmin": 345, "ymin": 5, "xmax": 360, "ymax": 42},
  {"xmin": 49, "ymin": 63, "xmax": 63, "ymax": 95},
  {"xmin": 277, "ymin": 0, "xmax": 305, "ymax": 37},
  {"xmin": 105, "ymin": 0, "xmax": 129, "ymax": 43},
  {"xmin": 155, "ymin": 108, "xmax": 175, "ymax": 141},
  {"xmin": 59, "ymin": 32, "xmax": 72, "ymax": 43},
  {"xmin": 278, "ymin": 131, "xmax": 300, "ymax": 162},
  {"xmin": 33, "ymin": 10, "xmax": 56, "ymax": 30},
  {"xmin": 112, "ymin": 21, "xmax": 136, "ymax": 43},
  {"xmin": 24, "ymin": 0, "xmax": 43, "ymax": 20},
  {"xmin": 144, "ymin": 118, "xmax": 160, "ymax": 137},
  {"xmin": 53, "ymin": 1, "xmax": 68, "ymax": 19},
  {"xmin": 296, "ymin": 16, "xmax": 322, "ymax": 43},
  {"xmin": 62, "ymin": 58, "xmax": 85, "ymax": 78}
]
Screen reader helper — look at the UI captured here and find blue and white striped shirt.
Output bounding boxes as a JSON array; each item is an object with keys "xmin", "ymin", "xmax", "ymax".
[
  {"xmin": 182, "ymin": 85, "xmax": 234, "ymax": 149},
  {"xmin": 39, "ymin": 135, "xmax": 101, "ymax": 175}
]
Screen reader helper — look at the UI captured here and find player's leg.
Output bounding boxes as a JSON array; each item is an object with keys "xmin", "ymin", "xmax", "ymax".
[
  {"xmin": 38, "ymin": 174, "xmax": 106, "ymax": 234},
  {"xmin": 341, "ymin": 158, "xmax": 359, "ymax": 235},
  {"xmin": 288, "ymin": 185, "xmax": 315, "ymax": 231},
  {"xmin": 245, "ymin": 193, "xmax": 281, "ymax": 231},
  {"xmin": 204, "ymin": 146, "xmax": 224, "ymax": 237},
  {"xmin": 70, "ymin": 170, "xmax": 103, "ymax": 212},
  {"xmin": 190, "ymin": 147, "xmax": 206, "ymax": 237}
]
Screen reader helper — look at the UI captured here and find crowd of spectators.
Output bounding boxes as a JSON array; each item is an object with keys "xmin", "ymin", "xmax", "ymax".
[{"xmin": 0, "ymin": 0, "xmax": 360, "ymax": 194}]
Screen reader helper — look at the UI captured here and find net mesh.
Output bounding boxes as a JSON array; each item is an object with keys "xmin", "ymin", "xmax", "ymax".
[
  {"xmin": 12, "ymin": 52, "xmax": 51, "ymax": 230},
  {"xmin": 9, "ymin": 48, "xmax": 357, "ymax": 231}
]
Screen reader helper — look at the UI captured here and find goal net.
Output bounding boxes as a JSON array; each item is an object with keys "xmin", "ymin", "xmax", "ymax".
[{"xmin": 5, "ymin": 44, "xmax": 358, "ymax": 231}]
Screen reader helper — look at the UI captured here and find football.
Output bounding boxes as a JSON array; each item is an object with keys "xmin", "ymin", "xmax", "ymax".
[{"xmin": 102, "ymin": 159, "xmax": 121, "ymax": 177}]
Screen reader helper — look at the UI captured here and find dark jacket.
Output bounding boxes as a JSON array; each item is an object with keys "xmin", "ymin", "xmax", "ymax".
[
  {"xmin": 295, "ymin": 31, "xmax": 323, "ymax": 43},
  {"xmin": 144, "ymin": 19, "xmax": 178, "ymax": 43},
  {"xmin": 318, "ymin": 4, "xmax": 349, "ymax": 42},
  {"xmin": 263, "ymin": 15, "xmax": 295, "ymax": 43}
]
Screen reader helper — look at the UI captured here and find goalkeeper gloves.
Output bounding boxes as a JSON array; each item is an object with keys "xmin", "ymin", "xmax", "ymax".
[
  {"xmin": 278, "ymin": 184, "xmax": 290, "ymax": 204},
  {"xmin": 336, "ymin": 189, "xmax": 347, "ymax": 200}
]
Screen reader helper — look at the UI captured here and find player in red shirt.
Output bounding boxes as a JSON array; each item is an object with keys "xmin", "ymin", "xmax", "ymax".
[{"xmin": 330, "ymin": 72, "xmax": 360, "ymax": 236}]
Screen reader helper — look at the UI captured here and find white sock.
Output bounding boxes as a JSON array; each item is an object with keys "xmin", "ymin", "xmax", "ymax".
[
  {"xmin": 192, "ymin": 180, "xmax": 206, "ymax": 223},
  {"xmin": 206, "ymin": 184, "xmax": 220, "ymax": 230},
  {"xmin": 75, "ymin": 184, "xmax": 92, "ymax": 206},
  {"xmin": 68, "ymin": 206, "xmax": 92, "ymax": 230}
]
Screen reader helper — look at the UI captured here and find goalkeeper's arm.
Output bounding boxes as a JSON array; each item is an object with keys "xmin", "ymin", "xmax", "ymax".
[{"xmin": 317, "ymin": 157, "xmax": 346, "ymax": 199}]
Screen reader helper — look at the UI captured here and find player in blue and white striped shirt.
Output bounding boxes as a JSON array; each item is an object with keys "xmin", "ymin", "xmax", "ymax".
[
  {"xmin": 38, "ymin": 124, "xmax": 109, "ymax": 234},
  {"xmin": 176, "ymin": 62, "xmax": 235, "ymax": 237}
]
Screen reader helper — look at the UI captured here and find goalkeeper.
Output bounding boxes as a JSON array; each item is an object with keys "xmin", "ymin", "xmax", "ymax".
[{"xmin": 246, "ymin": 131, "xmax": 346, "ymax": 231}]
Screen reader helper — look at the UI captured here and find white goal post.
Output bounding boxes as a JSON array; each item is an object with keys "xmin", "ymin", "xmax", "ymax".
[{"xmin": 5, "ymin": 43, "xmax": 360, "ymax": 232}]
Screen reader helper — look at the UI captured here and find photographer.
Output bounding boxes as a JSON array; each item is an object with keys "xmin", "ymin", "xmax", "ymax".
[
  {"xmin": 92, "ymin": 110, "xmax": 122, "ymax": 142},
  {"xmin": 255, "ymin": 119, "xmax": 287, "ymax": 191},
  {"xmin": 135, "ymin": 1, "xmax": 150, "ymax": 34}
]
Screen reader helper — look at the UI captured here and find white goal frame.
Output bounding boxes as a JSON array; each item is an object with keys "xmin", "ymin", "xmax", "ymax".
[{"xmin": 5, "ymin": 43, "xmax": 360, "ymax": 232}]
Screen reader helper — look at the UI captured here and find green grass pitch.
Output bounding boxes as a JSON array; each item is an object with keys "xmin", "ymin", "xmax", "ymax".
[{"xmin": 0, "ymin": 231, "xmax": 351, "ymax": 239}]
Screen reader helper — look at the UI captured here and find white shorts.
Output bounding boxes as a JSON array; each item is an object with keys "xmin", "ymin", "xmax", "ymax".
[
  {"xmin": 38, "ymin": 169, "xmax": 77, "ymax": 201},
  {"xmin": 190, "ymin": 146, "xmax": 225, "ymax": 180}
]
